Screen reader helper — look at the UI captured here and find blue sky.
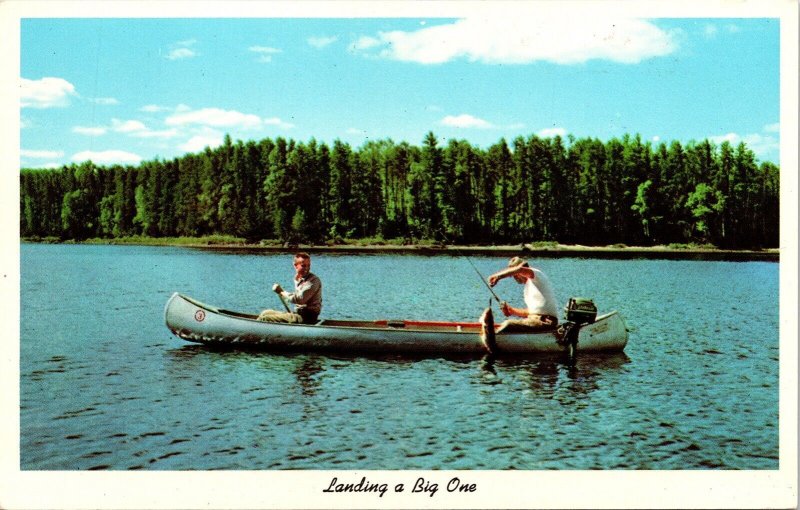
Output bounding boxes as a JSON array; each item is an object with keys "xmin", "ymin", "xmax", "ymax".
[{"xmin": 20, "ymin": 15, "xmax": 781, "ymax": 169}]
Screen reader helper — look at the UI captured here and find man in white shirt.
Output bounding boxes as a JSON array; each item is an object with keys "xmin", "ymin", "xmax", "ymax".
[{"xmin": 487, "ymin": 256, "xmax": 559, "ymax": 332}]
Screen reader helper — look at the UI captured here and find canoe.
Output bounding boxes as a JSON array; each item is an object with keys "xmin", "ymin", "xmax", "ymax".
[{"xmin": 164, "ymin": 292, "xmax": 628, "ymax": 355}]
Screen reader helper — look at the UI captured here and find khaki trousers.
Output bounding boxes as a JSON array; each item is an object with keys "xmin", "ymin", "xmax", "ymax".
[
  {"xmin": 497, "ymin": 314, "xmax": 558, "ymax": 333},
  {"xmin": 256, "ymin": 309, "xmax": 303, "ymax": 323}
]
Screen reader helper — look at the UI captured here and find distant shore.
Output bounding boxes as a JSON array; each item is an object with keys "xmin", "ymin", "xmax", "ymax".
[
  {"xmin": 22, "ymin": 236, "xmax": 780, "ymax": 261},
  {"xmin": 189, "ymin": 243, "xmax": 779, "ymax": 261}
]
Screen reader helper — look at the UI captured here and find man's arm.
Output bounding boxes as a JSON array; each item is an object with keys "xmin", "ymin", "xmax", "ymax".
[
  {"xmin": 488, "ymin": 263, "xmax": 533, "ymax": 286},
  {"xmin": 286, "ymin": 276, "xmax": 321, "ymax": 305},
  {"xmin": 500, "ymin": 301, "xmax": 529, "ymax": 318}
]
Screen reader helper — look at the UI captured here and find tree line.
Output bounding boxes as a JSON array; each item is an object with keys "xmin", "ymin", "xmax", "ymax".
[{"xmin": 20, "ymin": 132, "xmax": 779, "ymax": 249}]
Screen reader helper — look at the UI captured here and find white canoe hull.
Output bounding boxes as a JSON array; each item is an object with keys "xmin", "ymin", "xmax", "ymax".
[{"xmin": 164, "ymin": 292, "xmax": 628, "ymax": 355}]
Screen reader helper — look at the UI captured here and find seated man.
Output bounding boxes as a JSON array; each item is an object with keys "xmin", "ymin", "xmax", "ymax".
[
  {"xmin": 487, "ymin": 256, "xmax": 559, "ymax": 333},
  {"xmin": 257, "ymin": 252, "xmax": 322, "ymax": 324}
]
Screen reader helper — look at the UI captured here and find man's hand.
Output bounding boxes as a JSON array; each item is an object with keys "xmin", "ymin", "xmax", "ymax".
[
  {"xmin": 488, "ymin": 275, "xmax": 499, "ymax": 287},
  {"xmin": 272, "ymin": 283, "xmax": 283, "ymax": 294},
  {"xmin": 280, "ymin": 291, "xmax": 291, "ymax": 300},
  {"xmin": 500, "ymin": 301, "xmax": 512, "ymax": 317}
]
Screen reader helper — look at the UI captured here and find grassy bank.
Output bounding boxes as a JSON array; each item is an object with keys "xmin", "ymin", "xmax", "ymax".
[{"xmin": 21, "ymin": 235, "xmax": 779, "ymax": 261}]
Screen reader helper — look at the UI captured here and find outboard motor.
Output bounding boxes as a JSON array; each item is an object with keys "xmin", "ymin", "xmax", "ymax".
[
  {"xmin": 558, "ymin": 297, "xmax": 598, "ymax": 357},
  {"xmin": 564, "ymin": 297, "xmax": 598, "ymax": 325}
]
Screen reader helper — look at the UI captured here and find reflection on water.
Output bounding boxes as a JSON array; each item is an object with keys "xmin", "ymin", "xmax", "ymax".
[
  {"xmin": 168, "ymin": 345, "xmax": 629, "ymax": 393},
  {"xmin": 294, "ymin": 356, "xmax": 325, "ymax": 397},
  {"xmin": 157, "ymin": 347, "xmax": 635, "ymax": 469}
]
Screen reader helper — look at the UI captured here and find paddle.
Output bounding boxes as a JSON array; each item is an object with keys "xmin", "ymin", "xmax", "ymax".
[{"xmin": 272, "ymin": 283, "xmax": 292, "ymax": 313}]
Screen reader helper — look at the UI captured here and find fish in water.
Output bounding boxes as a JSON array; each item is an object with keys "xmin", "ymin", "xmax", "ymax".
[{"xmin": 479, "ymin": 306, "xmax": 497, "ymax": 354}]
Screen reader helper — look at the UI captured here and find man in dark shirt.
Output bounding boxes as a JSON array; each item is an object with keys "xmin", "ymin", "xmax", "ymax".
[{"xmin": 258, "ymin": 252, "xmax": 322, "ymax": 324}]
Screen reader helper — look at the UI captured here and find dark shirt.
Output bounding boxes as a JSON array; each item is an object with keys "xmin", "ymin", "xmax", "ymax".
[{"xmin": 288, "ymin": 272, "xmax": 322, "ymax": 315}]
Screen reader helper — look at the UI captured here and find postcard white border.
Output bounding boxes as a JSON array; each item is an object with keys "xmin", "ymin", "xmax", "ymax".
[{"xmin": 2, "ymin": 1, "xmax": 797, "ymax": 509}]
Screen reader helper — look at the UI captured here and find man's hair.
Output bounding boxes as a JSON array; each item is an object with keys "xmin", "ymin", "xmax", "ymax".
[{"xmin": 294, "ymin": 252, "xmax": 311, "ymax": 261}]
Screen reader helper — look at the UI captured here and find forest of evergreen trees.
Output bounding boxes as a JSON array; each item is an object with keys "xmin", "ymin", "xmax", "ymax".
[{"xmin": 20, "ymin": 131, "xmax": 780, "ymax": 249}]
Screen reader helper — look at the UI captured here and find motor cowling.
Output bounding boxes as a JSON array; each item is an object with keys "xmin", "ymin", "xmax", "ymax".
[{"xmin": 564, "ymin": 297, "xmax": 597, "ymax": 325}]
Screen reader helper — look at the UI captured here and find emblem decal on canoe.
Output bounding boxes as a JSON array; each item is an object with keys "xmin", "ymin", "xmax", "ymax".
[{"xmin": 194, "ymin": 309, "xmax": 206, "ymax": 322}]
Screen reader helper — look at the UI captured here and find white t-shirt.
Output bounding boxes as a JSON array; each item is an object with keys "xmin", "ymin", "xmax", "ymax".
[{"xmin": 523, "ymin": 268, "xmax": 558, "ymax": 317}]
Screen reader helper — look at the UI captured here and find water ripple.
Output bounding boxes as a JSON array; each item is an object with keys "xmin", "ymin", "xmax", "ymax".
[{"xmin": 20, "ymin": 246, "xmax": 779, "ymax": 470}]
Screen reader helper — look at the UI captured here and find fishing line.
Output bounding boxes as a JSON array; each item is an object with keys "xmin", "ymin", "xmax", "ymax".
[
  {"xmin": 437, "ymin": 231, "xmax": 505, "ymax": 305},
  {"xmin": 461, "ymin": 251, "xmax": 504, "ymax": 305}
]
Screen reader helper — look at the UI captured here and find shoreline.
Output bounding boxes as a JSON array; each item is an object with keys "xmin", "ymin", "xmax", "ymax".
[
  {"xmin": 22, "ymin": 238, "xmax": 778, "ymax": 261},
  {"xmin": 189, "ymin": 243, "xmax": 779, "ymax": 261}
]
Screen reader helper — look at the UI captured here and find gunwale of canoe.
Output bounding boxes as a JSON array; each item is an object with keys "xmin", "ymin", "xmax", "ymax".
[{"xmin": 164, "ymin": 292, "xmax": 628, "ymax": 355}]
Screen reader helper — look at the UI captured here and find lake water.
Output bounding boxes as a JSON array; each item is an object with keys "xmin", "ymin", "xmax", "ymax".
[{"xmin": 19, "ymin": 244, "xmax": 779, "ymax": 470}]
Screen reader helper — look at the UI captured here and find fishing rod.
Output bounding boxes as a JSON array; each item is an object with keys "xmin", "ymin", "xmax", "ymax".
[
  {"xmin": 437, "ymin": 231, "xmax": 505, "ymax": 305},
  {"xmin": 461, "ymin": 250, "xmax": 505, "ymax": 305}
]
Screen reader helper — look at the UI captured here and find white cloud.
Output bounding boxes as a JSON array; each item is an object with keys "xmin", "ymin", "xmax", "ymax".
[
  {"xmin": 351, "ymin": 36, "xmax": 382, "ymax": 51},
  {"xmin": 179, "ymin": 133, "xmax": 224, "ymax": 153},
  {"xmin": 132, "ymin": 128, "xmax": 180, "ymax": 139},
  {"xmin": 709, "ymin": 132, "xmax": 740, "ymax": 144},
  {"xmin": 537, "ymin": 127, "xmax": 567, "ymax": 138},
  {"xmin": 353, "ymin": 16, "xmax": 677, "ymax": 65},
  {"xmin": 20, "ymin": 158, "xmax": 63, "ymax": 169},
  {"xmin": 249, "ymin": 45, "xmax": 282, "ymax": 63},
  {"xmin": 346, "ymin": 127, "xmax": 366, "ymax": 135},
  {"xmin": 71, "ymin": 150, "xmax": 143, "ymax": 165},
  {"xmin": 709, "ymin": 132, "xmax": 779, "ymax": 160},
  {"xmin": 73, "ymin": 126, "xmax": 108, "ymax": 136},
  {"xmin": 703, "ymin": 23, "xmax": 739, "ymax": 39},
  {"xmin": 89, "ymin": 97, "xmax": 119, "ymax": 105},
  {"xmin": 740, "ymin": 133, "xmax": 779, "ymax": 158},
  {"xmin": 21, "ymin": 149, "xmax": 64, "ymax": 159},
  {"xmin": 249, "ymin": 45, "xmax": 281, "ymax": 53},
  {"xmin": 165, "ymin": 107, "xmax": 264, "ymax": 129},
  {"xmin": 166, "ymin": 40, "xmax": 198, "ymax": 60},
  {"xmin": 263, "ymin": 117, "xmax": 295, "ymax": 129},
  {"xmin": 167, "ymin": 48, "xmax": 196, "ymax": 60},
  {"xmin": 764, "ymin": 122, "xmax": 780, "ymax": 133},
  {"xmin": 21, "ymin": 77, "xmax": 77, "ymax": 108},
  {"xmin": 652, "ymin": 135, "xmax": 661, "ymax": 142},
  {"xmin": 308, "ymin": 36, "xmax": 337, "ymax": 49},
  {"xmin": 441, "ymin": 114, "xmax": 495, "ymax": 129},
  {"xmin": 140, "ymin": 104, "xmax": 171, "ymax": 113},
  {"xmin": 78, "ymin": 116, "xmax": 181, "ymax": 139},
  {"xmin": 111, "ymin": 118, "xmax": 147, "ymax": 133}
]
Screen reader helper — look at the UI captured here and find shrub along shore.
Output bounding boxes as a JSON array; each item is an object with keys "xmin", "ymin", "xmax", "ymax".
[{"xmin": 22, "ymin": 236, "xmax": 779, "ymax": 261}]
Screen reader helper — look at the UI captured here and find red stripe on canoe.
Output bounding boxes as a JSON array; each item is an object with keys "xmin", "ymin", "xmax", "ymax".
[{"xmin": 373, "ymin": 319, "xmax": 491, "ymax": 329}]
